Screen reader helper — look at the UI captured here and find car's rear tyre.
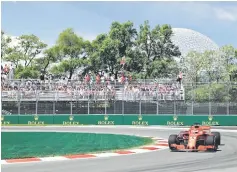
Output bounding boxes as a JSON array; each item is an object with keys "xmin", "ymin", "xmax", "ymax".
[
  {"xmin": 168, "ymin": 134, "xmax": 178, "ymax": 150},
  {"xmin": 206, "ymin": 135, "xmax": 218, "ymax": 151},
  {"xmin": 211, "ymin": 132, "xmax": 221, "ymax": 145}
]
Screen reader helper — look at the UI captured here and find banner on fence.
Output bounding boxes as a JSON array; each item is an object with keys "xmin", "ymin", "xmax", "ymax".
[{"xmin": 1, "ymin": 114, "xmax": 237, "ymax": 126}]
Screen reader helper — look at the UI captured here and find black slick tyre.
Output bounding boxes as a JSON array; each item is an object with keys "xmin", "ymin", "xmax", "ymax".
[
  {"xmin": 168, "ymin": 134, "xmax": 178, "ymax": 151},
  {"xmin": 206, "ymin": 135, "xmax": 218, "ymax": 151},
  {"xmin": 211, "ymin": 132, "xmax": 221, "ymax": 145}
]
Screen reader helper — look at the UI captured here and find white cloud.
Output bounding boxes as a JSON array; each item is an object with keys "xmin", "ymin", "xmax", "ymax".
[
  {"xmin": 164, "ymin": 2, "xmax": 237, "ymax": 23},
  {"xmin": 214, "ymin": 8, "xmax": 237, "ymax": 22}
]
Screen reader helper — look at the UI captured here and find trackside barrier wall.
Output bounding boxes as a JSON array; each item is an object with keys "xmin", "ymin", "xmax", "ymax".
[{"xmin": 1, "ymin": 115, "xmax": 237, "ymax": 126}]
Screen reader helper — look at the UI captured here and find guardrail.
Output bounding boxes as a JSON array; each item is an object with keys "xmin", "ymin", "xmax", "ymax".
[{"xmin": 1, "ymin": 114, "xmax": 237, "ymax": 126}]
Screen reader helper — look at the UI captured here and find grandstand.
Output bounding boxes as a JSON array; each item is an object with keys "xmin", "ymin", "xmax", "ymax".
[
  {"xmin": 1, "ymin": 76, "xmax": 236, "ymax": 115},
  {"xmin": 1, "ymin": 28, "xmax": 236, "ymax": 116}
]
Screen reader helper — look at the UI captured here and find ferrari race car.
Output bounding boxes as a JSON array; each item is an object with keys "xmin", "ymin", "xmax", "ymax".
[{"xmin": 168, "ymin": 123, "xmax": 221, "ymax": 152}]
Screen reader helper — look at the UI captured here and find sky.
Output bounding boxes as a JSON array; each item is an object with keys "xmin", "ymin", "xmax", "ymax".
[{"xmin": 1, "ymin": 1, "xmax": 237, "ymax": 47}]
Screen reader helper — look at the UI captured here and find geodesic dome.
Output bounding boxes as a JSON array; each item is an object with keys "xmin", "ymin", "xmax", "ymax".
[{"xmin": 171, "ymin": 28, "xmax": 219, "ymax": 57}]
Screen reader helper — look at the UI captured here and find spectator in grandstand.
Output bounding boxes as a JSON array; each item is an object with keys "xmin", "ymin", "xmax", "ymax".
[
  {"xmin": 176, "ymin": 72, "xmax": 182, "ymax": 85},
  {"xmin": 96, "ymin": 73, "xmax": 101, "ymax": 84},
  {"xmin": 3, "ymin": 64, "xmax": 9, "ymax": 75},
  {"xmin": 8, "ymin": 63, "xmax": 14, "ymax": 80}
]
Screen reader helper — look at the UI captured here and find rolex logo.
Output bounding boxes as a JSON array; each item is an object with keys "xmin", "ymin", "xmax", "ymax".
[
  {"xmin": 34, "ymin": 115, "xmax": 39, "ymax": 121},
  {"xmin": 208, "ymin": 115, "xmax": 213, "ymax": 121},
  {"xmin": 69, "ymin": 115, "xmax": 74, "ymax": 121},
  {"xmin": 173, "ymin": 115, "xmax": 178, "ymax": 121},
  {"xmin": 1, "ymin": 116, "xmax": 4, "ymax": 121},
  {"xmin": 138, "ymin": 115, "xmax": 142, "ymax": 121},
  {"xmin": 104, "ymin": 115, "xmax": 109, "ymax": 121}
]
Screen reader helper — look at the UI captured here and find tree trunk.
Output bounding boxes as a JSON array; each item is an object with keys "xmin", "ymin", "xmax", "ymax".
[{"xmin": 69, "ymin": 69, "xmax": 73, "ymax": 80}]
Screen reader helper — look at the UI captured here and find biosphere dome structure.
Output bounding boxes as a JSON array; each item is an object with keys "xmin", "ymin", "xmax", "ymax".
[{"xmin": 171, "ymin": 28, "xmax": 219, "ymax": 57}]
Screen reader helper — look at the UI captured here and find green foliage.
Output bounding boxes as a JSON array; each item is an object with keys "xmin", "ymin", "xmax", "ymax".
[
  {"xmin": 137, "ymin": 20, "xmax": 181, "ymax": 78},
  {"xmin": 17, "ymin": 34, "xmax": 47, "ymax": 67},
  {"xmin": 1, "ymin": 31, "xmax": 12, "ymax": 59},
  {"xmin": 109, "ymin": 21, "xmax": 137, "ymax": 57},
  {"xmin": 183, "ymin": 45, "xmax": 237, "ymax": 103},
  {"xmin": 186, "ymin": 83, "xmax": 231, "ymax": 103},
  {"xmin": 14, "ymin": 64, "xmax": 40, "ymax": 79},
  {"xmin": 50, "ymin": 28, "xmax": 88, "ymax": 79},
  {"xmin": 2, "ymin": 21, "xmax": 236, "ymax": 85},
  {"xmin": 2, "ymin": 32, "xmax": 47, "ymax": 79}
]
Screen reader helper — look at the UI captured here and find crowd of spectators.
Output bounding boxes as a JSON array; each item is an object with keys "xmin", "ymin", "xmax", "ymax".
[
  {"xmin": 1, "ymin": 69, "xmax": 183, "ymax": 101},
  {"xmin": 123, "ymin": 83, "xmax": 182, "ymax": 101}
]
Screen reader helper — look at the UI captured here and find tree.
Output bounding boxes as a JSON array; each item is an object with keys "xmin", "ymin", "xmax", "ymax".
[
  {"xmin": 123, "ymin": 47, "xmax": 145, "ymax": 74},
  {"xmin": 14, "ymin": 64, "xmax": 40, "ymax": 79},
  {"xmin": 98, "ymin": 37, "xmax": 120, "ymax": 75},
  {"xmin": 183, "ymin": 46, "xmax": 237, "ymax": 103},
  {"xmin": 84, "ymin": 34, "xmax": 108, "ymax": 74},
  {"xmin": 109, "ymin": 21, "xmax": 137, "ymax": 57},
  {"xmin": 1, "ymin": 31, "xmax": 12, "ymax": 59},
  {"xmin": 3, "ymin": 46, "xmax": 23, "ymax": 68},
  {"xmin": 50, "ymin": 28, "xmax": 88, "ymax": 79},
  {"xmin": 17, "ymin": 34, "xmax": 47, "ymax": 67},
  {"xmin": 137, "ymin": 20, "xmax": 181, "ymax": 78},
  {"xmin": 182, "ymin": 51, "xmax": 205, "ymax": 83},
  {"xmin": 2, "ymin": 33, "xmax": 47, "ymax": 79},
  {"xmin": 220, "ymin": 45, "xmax": 237, "ymax": 82},
  {"xmin": 35, "ymin": 46, "xmax": 61, "ymax": 74}
]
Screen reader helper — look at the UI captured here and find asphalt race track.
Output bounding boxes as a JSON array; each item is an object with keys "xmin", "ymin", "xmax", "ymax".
[{"xmin": 2, "ymin": 126, "xmax": 237, "ymax": 172}]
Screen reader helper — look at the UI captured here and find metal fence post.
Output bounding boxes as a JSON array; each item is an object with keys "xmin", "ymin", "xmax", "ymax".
[
  {"xmin": 114, "ymin": 100, "xmax": 116, "ymax": 115},
  {"xmin": 105, "ymin": 89, "xmax": 107, "ymax": 115},
  {"xmin": 36, "ymin": 90, "xmax": 38, "ymax": 115},
  {"xmin": 139, "ymin": 92, "xmax": 142, "ymax": 115},
  {"xmin": 17, "ymin": 83, "xmax": 21, "ymax": 115},
  {"xmin": 191, "ymin": 83, "xmax": 194, "ymax": 115},
  {"xmin": 156, "ymin": 89, "xmax": 159, "ymax": 115},
  {"xmin": 70, "ymin": 91, "xmax": 73, "ymax": 115},
  {"xmin": 122, "ymin": 89, "xmax": 124, "ymax": 115},
  {"xmin": 174, "ymin": 91, "xmax": 176, "ymax": 115},
  {"xmin": 209, "ymin": 83, "xmax": 211, "ymax": 116},
  {"xmin": 53, "ymin": 101, "xmax": 55, "ymax": 115},
  {"xmin": 88, "ymin": 93, "xmax": 90, "ymax": 115},
  {"xmin": 18, "ymin": 101, "xmax": 21, "ymax": 115},
  {"xmin": 227, "ymin": 83, "xmax": 230, "ymax": 115}
]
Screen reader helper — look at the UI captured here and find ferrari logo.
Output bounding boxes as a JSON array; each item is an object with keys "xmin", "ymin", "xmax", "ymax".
[
  {"xmin": 69, "ymin": 115, "xmax": 74, "ymax": 121},
  {"xmin": 138, "ymin": 115, "xmax": 143, "ymax": 121},
  {"xmin": 34, "ymin": 115, "xmax": 39, "ymax": 121},
  {"xmin": 173, "ymin": 115, "xmax": 178, "ymax": 121},
  {"xmin": 208, "ymin": 115, "xmax": 213, "ymax": 121}
]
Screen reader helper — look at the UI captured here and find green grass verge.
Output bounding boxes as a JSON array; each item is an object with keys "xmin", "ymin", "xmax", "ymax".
[{"xmin": 1, "ymin": 132, "xmax": 154, "ymax": 159}]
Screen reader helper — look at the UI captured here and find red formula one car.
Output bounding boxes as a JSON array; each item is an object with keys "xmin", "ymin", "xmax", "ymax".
[{"xmin": 168, "ymin": 123, "xmax": 221, "ymax": 152}]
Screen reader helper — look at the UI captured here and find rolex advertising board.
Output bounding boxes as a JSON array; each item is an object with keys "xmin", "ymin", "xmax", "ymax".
[
  {"xmin": 131, "ymin": 115, "xmax": 149, "ymax": 125},
  {"xmin": 202, "ymin": 115, "xmax": 220, "ymax": 126},
  {"xmin": 123, "ymin": 115, "xmax": 149, "ymax": 125},
  {"xmin": 17, "ymin": 115, "xmax": 53, "ymax": 125},
  {"xmin": 1, "ymin": 116, "xmax": 10, "ymax": 125},
  {"xmin": 27, "ymin": 115, "xmax": 45, "ymax": 125},
  {"xmin": 62, "ymin": 115, "xmax": 80, "ymax": 125},
  {"xmin": 97, "ymin": 115, "xmax": 115, "ymax": 125},
  {"xmin": 1, "ymin": 114, "xmax": 237, "ymax": 126},
  {"xmin": 166, "ymin": 115, "xmax": 184, "ymax": 126},
  {"xmin": 1, "ymin": 115, "xmax": 19, "ymax": 125}
]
